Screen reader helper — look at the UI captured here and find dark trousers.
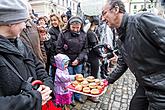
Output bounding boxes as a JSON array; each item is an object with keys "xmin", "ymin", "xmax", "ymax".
[
  {"xmin": 129, "ymin": 85, "xmax": 149, "ymax": 110},
  {"xmin": 88, "ymin": 56, "xmax": 99, "ymax": 78}
]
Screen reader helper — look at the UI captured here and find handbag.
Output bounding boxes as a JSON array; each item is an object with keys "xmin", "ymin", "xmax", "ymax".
[{"xmin": 1, "ymin": 55, "xmax": 62, "ymax": 110}]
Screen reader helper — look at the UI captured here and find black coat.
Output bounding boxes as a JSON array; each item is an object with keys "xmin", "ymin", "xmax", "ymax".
[
  {"xmin": 0, "ymin": 36, "xmax": 53, "ymax": 110},
  {"xmin": 106, "ymin": 13, "xmax": 165, "ymax": 90},
  {"xmin": 56, "ymin": 30, "xmax": 88, "ymax": 64},
  {"xmin": 87, "ymin": 31, "xmax": 102, "ymax": 58},
  {"xmin": 106, "ymin": 12, "xmax": 165, "ymax": 108},
  {"xmin": 48, "ymin": 26, "xmax": 60, "ymax": 64}
]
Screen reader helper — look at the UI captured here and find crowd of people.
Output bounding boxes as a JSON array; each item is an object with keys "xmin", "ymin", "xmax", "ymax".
[{"xmin": 0, "ymin": 0, "xmax": 165, "ymax": 110}]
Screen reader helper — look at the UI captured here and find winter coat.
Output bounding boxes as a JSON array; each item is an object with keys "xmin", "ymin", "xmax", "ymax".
[
  {"xmin": 20, "ymin": 19, "xmax": 46, "ymax": 65},
  {"xmin": 0, "ymin": 36, "xmax": 53, "ymax": 110},
  {"xmin": 106, "ymin": 12, "xmax": 165, "ymax": 91},
  {"xmin": 87, "ymin": 31, "xmax": 102, "ymax": 58},
  {"xmin": 56, "ymin": 30, "xmax": 88, "ymax": 64},
  {"xmin": 48, "ymin": 26, "xmax": 60, "ymax": 64},
  {"xmin": 54, "ymin": 54, "xmax": 75, "ymax": 94},
  {"xmin": 106, "ymin": 12, "xmax": 165, "ymax": 108}
]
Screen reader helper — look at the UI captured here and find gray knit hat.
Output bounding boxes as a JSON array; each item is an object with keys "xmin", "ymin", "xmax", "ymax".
[
  {"xmin": 0, "ymin": 0, "xmax": 28, "ymax": 25},
  {"xmin": 68, "ymin": 16, "xmax": 83, "ymax": 24}
]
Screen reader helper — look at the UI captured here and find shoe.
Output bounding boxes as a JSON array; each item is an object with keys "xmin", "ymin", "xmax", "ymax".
[
  {"xmin": 71, "ymin": 100, "xmax": 76, "ymax": 107},
  {"xmin": 75, "ymin": 95, "xmax": 87, "ymax": 103},
  {"xmin": 88, "ymin": 97, "xmax": 100, "ymax": 103},
  {"xmin": 78, "ymin": 97, "xmax": 85, "ymax": 103}
]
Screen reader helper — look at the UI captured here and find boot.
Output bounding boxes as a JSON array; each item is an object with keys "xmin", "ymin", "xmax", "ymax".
[
  {"xmin": 88, "ymin": 96, "xmax": 100, "ymax": 103},
  {"xmin": 71, "ymin": 100, "xmax": 76, "ymax": 107},
  {"xmin": 77, "ymin": 95, "xmax": 87, "ymax": 103}
]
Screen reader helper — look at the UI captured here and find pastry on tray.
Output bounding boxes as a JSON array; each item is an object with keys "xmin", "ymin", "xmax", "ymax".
[
  {"xmin": 89, "ymin": 82, "xmax": 97, "ymax": 89},
  {"xmin": 95, "ymin": 79, "xmax": 100, "ymax": 85},
  {"xmin": 97, "ymin": 85, "xmax": 103, "ymax": 90},
  {"xmin": 75, "ymin": 84, "xmax": 82, "ymax": 91},
  {"xmin": 91, "ymin": 88, "xmax": 100, "ymax": 95},
  {"xmin": 71, "ymin": 80, "xmax": 79, "ymax": 87},
  {"xmin": 83, "ymin": 87, "xmax": 90, "ymax": 93},
  {"xmin": 76, "ymin": 74, "xmax": 84, "ymax": 82},
  {"xmin": 69, "ymin": 76, "xmax": 108, "ymax": 96},
  {"xmin": 81, "ymin": 80, "xmax": 89, "ymax": 87},
  {"xmin": 86, "ymin": 76, "xmax": 95, "ymax": 82}
]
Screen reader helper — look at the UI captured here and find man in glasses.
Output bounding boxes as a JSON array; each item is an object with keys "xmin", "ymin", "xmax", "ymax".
[{"xmin": 102, "ymin": 0, "xmax": 165, "ymax": 110}]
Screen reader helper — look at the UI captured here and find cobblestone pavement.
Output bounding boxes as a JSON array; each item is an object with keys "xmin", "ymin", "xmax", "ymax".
[{"xmin": 72, "ymin": 70, "xmax": 136, "ymax": 110}]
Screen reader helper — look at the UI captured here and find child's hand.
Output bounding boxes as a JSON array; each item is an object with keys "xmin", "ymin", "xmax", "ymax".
[{"xmin": 75, "ymin": 74, "xmax": 79, "ymax": 80}]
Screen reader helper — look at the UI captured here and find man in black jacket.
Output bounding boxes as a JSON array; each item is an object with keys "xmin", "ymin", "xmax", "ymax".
[
  {"xmin": 102, "ymin": 0, "xmax": 165, "ymax": 110},
  {"xmin": 0, "ymin": 0, "xmax": 53, "ymax": 110}
]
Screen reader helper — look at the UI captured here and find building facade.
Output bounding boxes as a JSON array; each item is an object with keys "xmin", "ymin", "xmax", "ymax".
[
  {"xmin": 29, "ymin": 0, "xmax": 164, "ymax": 17},
  {"xmin": 129, "ymin": 0, "xmax": 161, "ymax": 14},
  {"xmin": 29, "ymin": 0, "xmax": 78, "ymax": 17}
]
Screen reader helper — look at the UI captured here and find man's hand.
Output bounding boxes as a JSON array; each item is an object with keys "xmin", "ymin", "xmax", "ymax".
[
  {"xmin": 37, "ymin": 85, "xmax": 52, "ymax": 105},
  {"xmin": 110, "ymin": 52, "xmax": 118, "ymax": 65}
]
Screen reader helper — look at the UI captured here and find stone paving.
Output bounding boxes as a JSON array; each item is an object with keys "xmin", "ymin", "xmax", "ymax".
[{"xmin": 72, "ymin": 70, "xmax": 136, "ymax": 110}]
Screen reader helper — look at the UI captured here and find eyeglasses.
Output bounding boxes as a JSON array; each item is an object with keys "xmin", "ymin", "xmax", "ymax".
[{"xmin": 102, "ymin": 7, "xmax": 114, "ymax": 17}]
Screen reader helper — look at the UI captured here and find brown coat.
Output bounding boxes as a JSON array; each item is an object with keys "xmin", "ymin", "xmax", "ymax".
[{"xmin": 20, "ymin": 19, "xmax": 47, "ymax": 66}]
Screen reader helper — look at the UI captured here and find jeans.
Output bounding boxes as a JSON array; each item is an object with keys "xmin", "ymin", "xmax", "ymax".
[
  {"xmin": 68, "ymin": 64, "xmax": 83, "ymax": 75},
  {"xmin": 68, "ymin": 64, "xmax": 83, "ymax": 101}
]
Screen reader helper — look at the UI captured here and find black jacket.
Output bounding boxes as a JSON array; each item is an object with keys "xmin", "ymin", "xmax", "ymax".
[
  {"xmin": 48, "ymin": 26, "xmax": 60, "ymax": 64},
  {"xmin": 56, "ymin": 30, "xmax": 88, "ymax": 64},
  {"xmin": 106, "ymin": 12, "xmax": 165, "ymax": 91},
  {"xmin": 0, "ymin": 36, "xmax": 54, "ymax": 110},
  {"xmin": 87, "ymin": 31, "xmax": 102, "ymax": 58}
]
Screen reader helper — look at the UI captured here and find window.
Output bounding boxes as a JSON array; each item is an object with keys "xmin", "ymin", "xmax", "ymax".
[
  {"xmin": 66, "ymin": 0, "xmax": 68, "ymax": 7},
  {"xmin": 51, "ymin": 9, "xmax": 54, "ymax": 13},
  {"xmin": 148, "ymin": 5, "xmax": 151, "ymax": 8},
  {"xmin": 62, "ymin": 0, "xmax": 64, "ymax": 6},
  {"xmin": 134, "ymin": 5, "xmax": 137, "ymax": 9},
  {"xmin": 141, "ymin": 5, "xmax": 144, "ymax": 9},
  {"xmin": 73, "ymin": 3, "xmax": 75, "ymax": 10},
  {"xmin": 58, "ymin": 0, "xmax": 60, "ymax": 5},
  {"xmin": 70, "ymin": 1, "xmax": 72, "ymax": 7}
]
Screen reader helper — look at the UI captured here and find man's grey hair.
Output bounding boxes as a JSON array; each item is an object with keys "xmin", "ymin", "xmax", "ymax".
[{"xmin": 107, "ymin": 0, "xmax": 126, "ymax": 13}]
